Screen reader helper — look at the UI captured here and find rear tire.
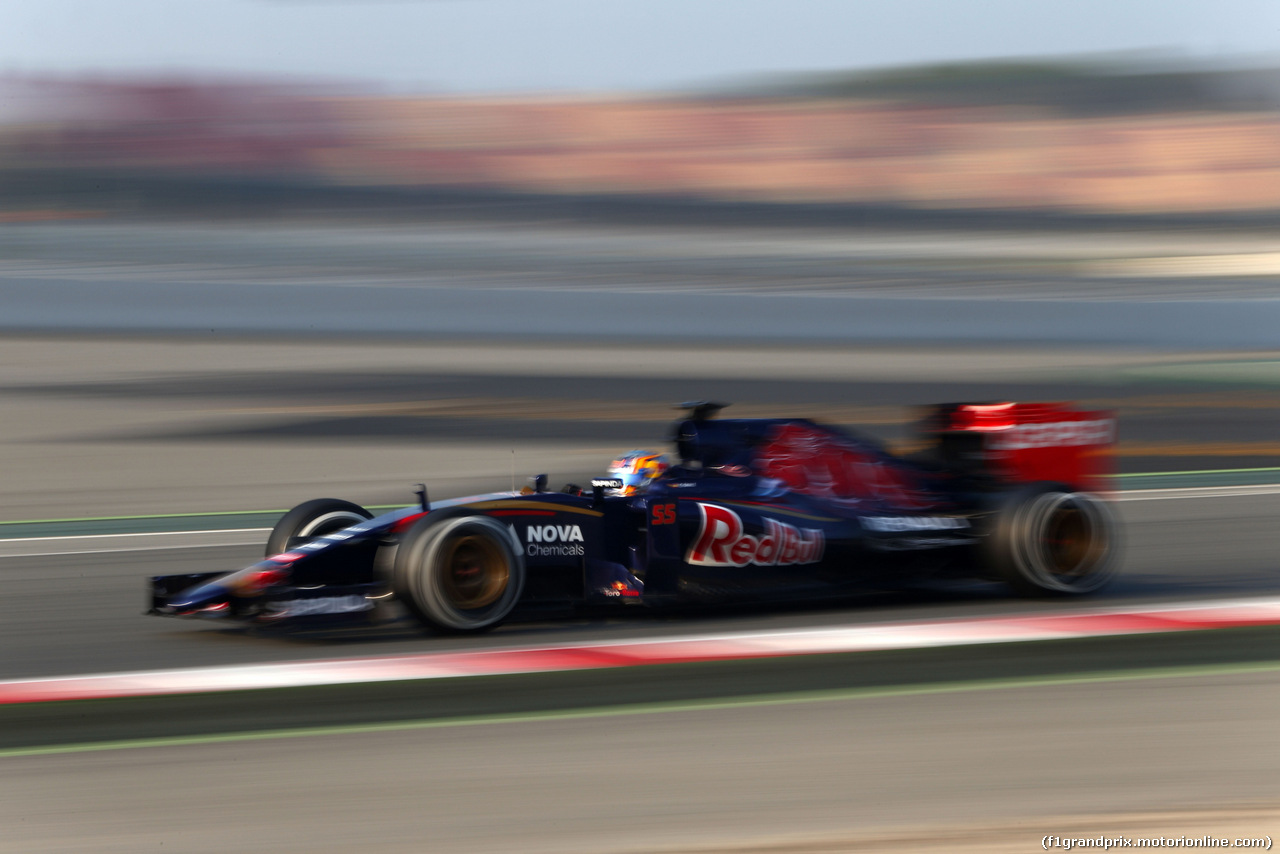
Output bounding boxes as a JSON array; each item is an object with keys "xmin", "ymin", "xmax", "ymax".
[
  {"xmin": 392, "ymin": 515, "xmax": 525, "ymax": 633},
  {"xmin": 983, "ymin": 484, "xmax": 1118, "ymax": 596},
  {"xmin": 266, "ymin": 498, "xmax": 373, "ymax": 557}
]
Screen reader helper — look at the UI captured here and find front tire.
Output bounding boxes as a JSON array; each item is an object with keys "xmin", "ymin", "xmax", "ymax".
[
  {"xmin": 392, "ymin": 515, "xmax": 525, "ymax": 633},
  {"xmin": 266, "ymin": 498, "xmax": 373, "ymax": 557},
  {"xmin": 983, "ymin": 484, "xmax": 1118, "ymax": 596}
]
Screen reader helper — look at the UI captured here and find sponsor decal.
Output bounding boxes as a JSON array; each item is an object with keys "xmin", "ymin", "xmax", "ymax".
[
  {"xmin": 686, "ymin": 503, "xmax": 824, "ymax": 568},
  {"xmin": 651, "ymin": 502, "xmax": 677, "ymax": 525},
  {"xmin": 869, "ymin": 536, "xmax": 977, "ymax": 551},
  {"xmin": 600, "ymin": 580, "xmax": 641, "ymax": 598},
  {"xmin": 591, "ymin": 478, "xmax": 624, "ymax": 490},
  {"xmin": 526, "ymin": 523, "xmax": 586, "ymax": 557},
  {"xmin": 291, "ymin": 530, "xmax": 362, "ymax": 552},
  {"xmin": 527, "ymin": 524, "xmax": 584, "ymax": 543},
  {"xmin": 989, "ymin": 419, "xmax": 1115, "ymax": 451},
  {"xmin": 712, "ymin": 464, "xmax": 752, "ymax": 477},
  {"xmin": 272, "ymin": 595, "xmax": 373, "ymax": 617},
  {"xmin": 862, "ymin": 516, "xmax": 970, "ymax": 533}
]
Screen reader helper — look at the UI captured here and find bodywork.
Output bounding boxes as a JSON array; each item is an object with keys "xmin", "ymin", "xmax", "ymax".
[{"xmin": 148, "ymin": 402, "xmax": 1116, "ymax": 627}]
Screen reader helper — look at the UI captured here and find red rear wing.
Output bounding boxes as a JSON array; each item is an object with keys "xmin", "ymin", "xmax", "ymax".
[{"xmin": 920, "ymin": 402, "xmax": 1116, "ymax": 494}]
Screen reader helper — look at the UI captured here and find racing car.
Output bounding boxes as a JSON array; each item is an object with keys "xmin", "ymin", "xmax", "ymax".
[{"xmin": 148, "ymin": 401, "xmax": 1119, "ymax": 634}]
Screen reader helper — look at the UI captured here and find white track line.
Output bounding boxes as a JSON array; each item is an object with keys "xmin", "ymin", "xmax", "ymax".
[
  {"xmin": 0, "ymin": 486, "xmax": 1276, "ymax": 556},
  {"xmin": 1112, "ymin": 484, "xmax": 1280, "ymax": 501},
  {"xmin": 0, "ymin": 528, "xmax": 270, "ymax": 557}
]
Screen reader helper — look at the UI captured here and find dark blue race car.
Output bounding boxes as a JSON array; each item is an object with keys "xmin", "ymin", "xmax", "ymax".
[{"xmin": 148, "ymin": 401, "xmax": 1119, "ymax": 634}]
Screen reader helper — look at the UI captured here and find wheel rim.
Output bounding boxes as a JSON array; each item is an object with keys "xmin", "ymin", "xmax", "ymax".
[
  {"xmin": 1042, "ymin": 504, "xmax": 1094, "ymax": 576},
  {"xmin": 438, "ymin": 534, "xmax": 510, "ymax": 610},
  {"xmin": 1026, "ymin": 493, "xmax": 1112, "ymax": 590}
]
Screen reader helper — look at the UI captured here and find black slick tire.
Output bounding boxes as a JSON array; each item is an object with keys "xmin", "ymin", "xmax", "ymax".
[
  {"xmin": 983, "ymin": 483, "xmax": 1119, "ymax": 596},
  {"xmin": 265, "ymin": 498, "xmax": 373, "ymax": 557},
  {"xmin": 392, "ymin": 515, "xmax": 525, "ymax": 634}
]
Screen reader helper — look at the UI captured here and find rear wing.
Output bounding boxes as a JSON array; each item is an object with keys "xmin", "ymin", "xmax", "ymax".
[{"xmin": 917, "ymin": 402, "xmax": 1115, "ymax": 494}]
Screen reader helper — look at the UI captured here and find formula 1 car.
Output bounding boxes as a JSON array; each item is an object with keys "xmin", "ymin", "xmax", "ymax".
[{"xmin": 148, "ymin": 401, "xmax": 1119, "ymax": 634}]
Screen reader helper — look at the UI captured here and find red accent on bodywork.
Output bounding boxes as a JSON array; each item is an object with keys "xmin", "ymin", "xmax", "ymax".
[
  {"xmin": 939, "ymin": 402, "xmax": 1018, "ymax": 432},
  {"xmin": 927, "ymin": 402, "xmax": 1116, "ymax": 493},
  {"xmin": 755, "ymin": 423, "xmax": 926, "ymax": 508},
  {"xmin": 226, "ymin": 567, "xmax": 290, "ymax": 596},
  {"xmin": 390, "ymin": 512, "xmax": 429, "ymax": 533},
  {"xmin": 921, "ymin": 402, "xmax": 1111, "ymax": 494}
]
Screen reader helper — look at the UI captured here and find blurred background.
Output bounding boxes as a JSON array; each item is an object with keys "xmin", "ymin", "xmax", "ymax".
[
  {"xmin": 9, "ymin": 44, "xmax": 1280, "ymax": 216},
  {"xmin": 2, "ymin": 2, "xmax": 1280, "ymax": 852}
]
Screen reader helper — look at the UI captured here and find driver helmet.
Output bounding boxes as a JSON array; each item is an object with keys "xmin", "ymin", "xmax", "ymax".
[{"xmin": 606, "ymin": 450, "xmax": 669, "ymax": 495}]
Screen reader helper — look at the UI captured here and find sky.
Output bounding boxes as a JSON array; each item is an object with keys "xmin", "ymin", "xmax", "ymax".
[{"xmin": 6, "ymin": 0, "xmax": 1280, "ymax": 94}]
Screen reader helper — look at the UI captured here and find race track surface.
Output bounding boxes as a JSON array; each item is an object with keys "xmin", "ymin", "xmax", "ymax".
[
  {"xmin": 2, "ymin": 220, "xmax": 1279, "ymax": 851},
  {"xmin": 2, "ymin": 492, "xmax": 1278, "ymax": 680}
]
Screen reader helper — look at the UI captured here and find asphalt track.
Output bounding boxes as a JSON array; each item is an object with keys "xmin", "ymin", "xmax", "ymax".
[
  {"xmin": 1, "ymin": 490, "xmax": 1277, "ymax": 680},
  {"xmin": 6, "ymin": 438, "xmax": 1275, "ymax": 852},
  {"xmin": 2, "ymin": 351, "xmax": 1278, "ymax": 850},
  {"xmin": 3, "ymin": 221, "xmax": 1280, "ymax": 850}
]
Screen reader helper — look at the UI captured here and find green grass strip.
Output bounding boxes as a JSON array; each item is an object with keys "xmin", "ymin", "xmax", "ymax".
[
  {"xmin": 1114, "ymin": 466, "xmax": 1280, "ymax": 478},
  {"xmin": 0, "ymin": 504, "xmax": 405, "ymax": 527},
  {"xmin": 4, "ymin": 659, "xmax": 1278, "ymax": 759}
]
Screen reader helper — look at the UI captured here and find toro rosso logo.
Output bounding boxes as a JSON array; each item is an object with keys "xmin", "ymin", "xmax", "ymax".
[{"xmin": 686, "ymin": 503, "xmax": 825, "ymax": 568}]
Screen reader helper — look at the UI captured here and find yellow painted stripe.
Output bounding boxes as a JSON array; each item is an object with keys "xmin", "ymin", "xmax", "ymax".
[
  {"xmin": 1118, "ymin": 441, "xmax": 1280, "ymax": 458},
  {"xmin": 466, "ymin": 500, "xmax": 603, "ymax": 517}
]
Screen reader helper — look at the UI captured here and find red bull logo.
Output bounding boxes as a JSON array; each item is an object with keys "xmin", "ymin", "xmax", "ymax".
[{"xmin": 686, "ymin": 503, "xmax": 825, "ymax": 568}]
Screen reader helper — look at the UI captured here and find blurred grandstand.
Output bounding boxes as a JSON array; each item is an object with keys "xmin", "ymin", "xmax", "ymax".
[{"xmin": 3, "ymin": 58, "xmax": 1280, "ymax": 220}]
